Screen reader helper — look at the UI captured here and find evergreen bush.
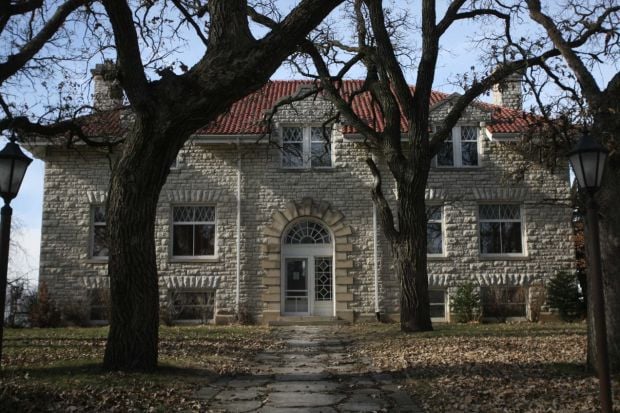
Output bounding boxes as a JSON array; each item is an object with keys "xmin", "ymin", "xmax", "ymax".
[
  {"xmin": 546, "ymin": 271, "xmax": 585, "ymax": 321},
  {"xmin": 451, "ymin": 282, "xmax": 481, "ymax": 323}
]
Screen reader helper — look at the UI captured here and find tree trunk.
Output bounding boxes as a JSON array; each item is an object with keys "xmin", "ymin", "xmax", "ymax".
[
  {"xmin": 392, "ymin": 179, "xmax": 433, "ymax": 332},
  {"xmin": 588, "ymin": 161, "xmax": 620, "ymax": 372},
  {"xmin": 102, "ymin": 116, "xmax": 176, "ymax": 371}
]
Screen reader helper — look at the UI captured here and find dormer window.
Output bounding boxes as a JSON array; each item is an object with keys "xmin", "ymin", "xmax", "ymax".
[
  {"xmin": 436, "ymin": 126, "xmax": 480, "ymax": 167},
  {"xmin": 282, "ymin": 126, "xmax": 332, "ymax": 169}
]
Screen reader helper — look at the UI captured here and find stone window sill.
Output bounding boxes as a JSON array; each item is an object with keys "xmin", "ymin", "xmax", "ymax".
[
  {"xmin": 431, "ymin": 166, "xmax": 483, "ymax": 171},
  {"xmin": 86, "ymin": 258, "xmax": 108, "ymax": 264},
  {"xmin": 427, "ymin": 255, "xmax": 450, "ymax": 261},
  {"xmin": 169, "ymin": 257, "xmax": 220, "ymax": 263},
  {"xmin": 478, "ymin": 255, "xmax": 530, "ymax": 261},
  {"xmin": 277, "ymin": 167, "xmax": 336, "ymax": 173}
]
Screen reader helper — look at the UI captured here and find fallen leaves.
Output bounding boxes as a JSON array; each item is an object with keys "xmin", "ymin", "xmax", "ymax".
[{"xmin": 349, "ymin": 322, "xmax": 619, "ymax": 412}]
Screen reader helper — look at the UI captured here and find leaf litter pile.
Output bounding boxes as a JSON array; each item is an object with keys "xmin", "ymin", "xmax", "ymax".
[
  {"xmin": 0, "ymin": 325, "xmax": 282, "ymax": 412},
  {"xmin": 349, "ymin": 322, "xmax": 620, "ymax": 412}
]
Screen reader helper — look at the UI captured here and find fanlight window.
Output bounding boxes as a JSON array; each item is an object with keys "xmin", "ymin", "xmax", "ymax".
[{"xmin": 284, "ymin": 220, "xmax": 331, "ymax": 244}]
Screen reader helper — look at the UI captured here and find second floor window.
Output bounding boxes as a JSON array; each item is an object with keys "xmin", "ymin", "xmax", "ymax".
[
  {"xmin": 172, "ymin": 206, "xmax": 216, "ymax": 257},
  {"xmin": 426, "ymin": 205, "xmax": 443, "ymax": 255},
  {"xmin": 282, "ymin": 126, "xmax": 332, "ymax": 168},
  {"xmin": 436, "ymin": 126, "xmax": 480, "ymax": 167},
  {"xmin": 91, "ymin": 206, "xmax": 108, "ymax": 258},
  {"xmin": 479, "ymin": 204, "xmax": 523, "ymax": 255}
]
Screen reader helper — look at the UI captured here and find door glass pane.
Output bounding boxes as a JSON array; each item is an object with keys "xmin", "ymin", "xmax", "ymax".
[
  {"xmin": 314, "ymin": 257, "xmax": 332, "ymax": 301},
  {"xmin": 285, "ymin": 259, "xmax": 308, "ymax": 313}
]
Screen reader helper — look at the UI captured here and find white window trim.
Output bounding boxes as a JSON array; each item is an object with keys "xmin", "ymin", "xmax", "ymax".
[
  {"xmin": 429, "ymin": 288, "xmax": 448, "ymax": 322},
  {"xmin": 434, "ymin": 125, "xmax": 482, "ymax": 168},
  {"xmin": 426, "ymin": 204, "xmax": 446, "ymax": 257},
  {"xmin": 281, "ymin": 125, "xmax": 334, "ymax": 169},
  {"xmin": 478, "ymin": 203, "xmax": 527, "ymax": 258},
  {"xmin": 89, "ymin": 205, "xmax": 108, "ymax": 261},
  {"xmin": 170, "ymin": 205, "xmax": 218, "ymax": 260}
]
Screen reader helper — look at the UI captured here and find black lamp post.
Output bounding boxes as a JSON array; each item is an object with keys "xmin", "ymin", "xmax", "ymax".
[
  {"xmin": 568, "ymin": 131, "xmax": 611, "ymax": 413},
  {"xmin": 0, "ymin": 134, "xmax": 32, "ymax": 366}
]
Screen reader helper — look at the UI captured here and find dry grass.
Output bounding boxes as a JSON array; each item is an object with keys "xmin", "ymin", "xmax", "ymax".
[{"xmin": 0, "ymin": 325, "xmax": 278, "ymax": 412}]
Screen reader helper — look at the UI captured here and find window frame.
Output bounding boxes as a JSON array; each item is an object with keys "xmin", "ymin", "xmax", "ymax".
[
  {"xmin": 429, "ymin": 288, "xmax": 448, "ymax": 321},
  {"xmin": 426, "ymin": 204, "xmax": 445, "ymax": 257},
  {"xmin": 280, "ymin": 125, "xmax": 334, "ymax": 169},
  {"xmin": 170, "ymin": 204, "xmax": 218, "ymax": 260},
  {"xmin": 90, "ymin": 205, "xmax": 108, "ymax": 260},
  {"xmin": 167, "ymin": 289, "xmax": 216, "ymax": 324},
  {"xmin": 434, "ymin": 125, "xmax": 482, "ymax": 168},
  {"xmin": 478, "ymin": 203, "xmax": 526, "ymax": 257}
]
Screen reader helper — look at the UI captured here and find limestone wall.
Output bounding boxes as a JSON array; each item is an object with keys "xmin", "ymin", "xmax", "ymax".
[{"xmin": 37, "ymin": 95, "xmax": 574, "ymax": 322}]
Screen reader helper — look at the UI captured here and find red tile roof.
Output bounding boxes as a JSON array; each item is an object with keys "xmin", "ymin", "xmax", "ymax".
[{"xmin": 82, "ymin": 80, "xmax": 529, "ymax": 137}]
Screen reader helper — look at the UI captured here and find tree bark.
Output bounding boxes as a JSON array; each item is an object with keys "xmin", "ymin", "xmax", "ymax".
[
  {"xmin": 102, "ymin": 114, "xmax": 176, "ymax": 371},
  {"xmin": 393, "ymin": 175, "xmax": 433, "ymax": 332}
]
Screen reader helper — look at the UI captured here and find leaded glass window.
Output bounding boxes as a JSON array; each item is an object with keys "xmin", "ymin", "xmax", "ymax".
[
  {"xmin": 282, "ymin": 127, "xmax": 304, "ymax": 168},
  {"xmin": 311, "ymin": 127, "xmax": 332, "ymax": 167},
  {"xmin": 479, "ymin": 204, "xmax": 523, "ymax": 254},
  {"xmin": 281, "ymin": 126, "xmax": 332, "ymax": 169},
  {"xmin": 172, "ymin": 206, "xmax": 216, "ymax": 257},
  {"xmin": 314, "ymin": 257, "xmax": 332, "ymax": 301},
  {"xmin": 91, "ymin": 206, "xmax": 108, "ymax": 258},
  {"xmin": 284, "ymin": 221, "xmax": 331, "ymax": 244},
  {"xmin": 435, "ymin": 126, "xmax": 480, "ymax": 167},
  {"xmin": 436, "ymin": 130, "xmax": 454, "ymax": 167},
  {"xmin": 461, "ymin": 126, "xmax": 479, "ymax": 166}
]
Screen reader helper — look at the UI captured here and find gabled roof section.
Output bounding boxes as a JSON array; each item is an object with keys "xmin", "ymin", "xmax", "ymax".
[{"xmin": 69, "ymin": 80, "xmax": 532, "ymax": 139}]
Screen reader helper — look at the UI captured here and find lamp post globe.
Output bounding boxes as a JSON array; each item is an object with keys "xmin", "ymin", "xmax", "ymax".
[
  {"xmin": 568, "ymin": 131, "xmax": 609, "ymax": 194},
  {"xmin": 0, "ymin": 135, "xmax": 32, "ymax": 367},
  {"xmin": 0, "ymin": 137, "xmax": 33, "ymax": 204}
]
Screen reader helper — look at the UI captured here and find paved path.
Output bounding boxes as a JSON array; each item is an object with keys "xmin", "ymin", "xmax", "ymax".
[{"xmin": 194, "ymin": 325, "xmax": 423, "ymax": 412}]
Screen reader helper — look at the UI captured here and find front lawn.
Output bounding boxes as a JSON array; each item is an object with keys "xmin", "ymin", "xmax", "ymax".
[
  {"xmin": 349, "ymin": 322, "xmax": 619, "ymax": 412},
  {"xmin": 0, "ymin": 325, "xmax": 277, "ymax": 412}
]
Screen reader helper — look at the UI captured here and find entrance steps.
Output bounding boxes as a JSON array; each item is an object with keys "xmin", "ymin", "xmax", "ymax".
[{"xmin": 268, "ymin": 316, "xmax": 350, "ymax": 326}]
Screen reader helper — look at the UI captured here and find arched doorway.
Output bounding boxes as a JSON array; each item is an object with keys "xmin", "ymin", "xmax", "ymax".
[{"xmin": 281, "ymin": 219, "xmax": 334, "ymax": 316}]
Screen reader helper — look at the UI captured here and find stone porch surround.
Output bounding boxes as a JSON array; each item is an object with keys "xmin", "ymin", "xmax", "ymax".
[{"xmin": 260, "ymin": 197, "xmax": 354, "ymax": 323}]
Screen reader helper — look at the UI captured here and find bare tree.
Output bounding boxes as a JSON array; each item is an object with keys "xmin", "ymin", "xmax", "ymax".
[
  {"xmin": 1, "ymin": 0, "xmax": 346, "ymax": 371},
  {"xmin": 290, "ymin": 0, "xmax": 609, "ymax": 332},
  {"xmin": 519, "ymin": 0, "xmax": 620, "ymax": 372}
]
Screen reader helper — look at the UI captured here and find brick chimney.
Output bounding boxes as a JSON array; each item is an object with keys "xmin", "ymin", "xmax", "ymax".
[
  {"xmin": 91, "ymin": 60, "xmax": 123, "ymax": 110},
  {"xmin": 492, "ymin": 71, "xmax": 523, "ymax": 110}
]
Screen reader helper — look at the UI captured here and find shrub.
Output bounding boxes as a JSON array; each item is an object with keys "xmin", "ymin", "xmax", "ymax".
[
  {"xmin": 451, "ymin": 282, "xmax": 481, "ymax": 323},
  {"xmin": 235, "ymin": 305, "xmax": 255, "ymax": 325},
  {"xmin": 61, "ymin": 301, "xmax": 90, "ymax": 327},
  {"xmin": 27, "ymin": 282, "xmax": 62, "ymax": 327},
  {"xmin": 481, "ymin": 286, "xmax": 527, "ymax": 322},
  {"xmin": 547, "ymin": 271, "xmax": 585, "ymax": 321}
]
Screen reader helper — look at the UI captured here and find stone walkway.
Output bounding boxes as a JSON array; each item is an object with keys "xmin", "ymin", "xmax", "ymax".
[{"xmin": 194, "ymin": 325, "xmax": 423, "ymax": 412}]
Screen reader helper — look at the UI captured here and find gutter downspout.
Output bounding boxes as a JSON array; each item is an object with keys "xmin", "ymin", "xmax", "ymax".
[{"xmin": 235, "ymin": 138, "xmax": 241, "ymax": 315}]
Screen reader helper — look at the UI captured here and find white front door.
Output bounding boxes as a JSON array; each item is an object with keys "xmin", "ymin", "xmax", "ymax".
[{"xmin": 282, "ymin": 252, "xmax": 334, "ymax": 316}]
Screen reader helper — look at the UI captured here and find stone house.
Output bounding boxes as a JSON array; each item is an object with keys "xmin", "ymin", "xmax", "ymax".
[{"xmin": 29, "ymin": 66, "xmax": 574, "ymax": 324}]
